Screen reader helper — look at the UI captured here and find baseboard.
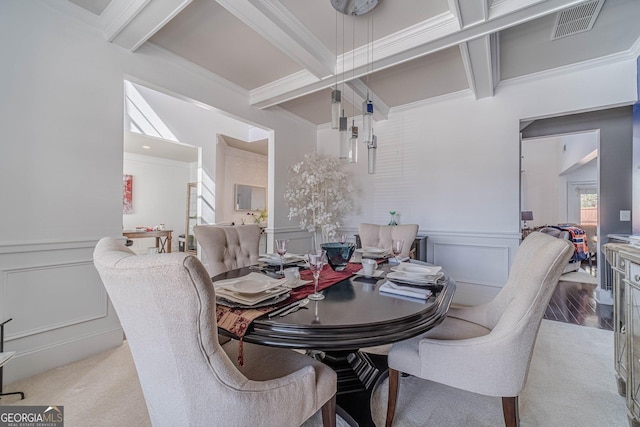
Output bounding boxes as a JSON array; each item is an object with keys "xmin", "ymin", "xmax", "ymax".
[{"xmin": 3, "ymin": 327, "xmax": 123, "ymax": 385}]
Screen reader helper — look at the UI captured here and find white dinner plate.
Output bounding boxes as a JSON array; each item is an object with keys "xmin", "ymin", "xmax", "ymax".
[
  {"xmin": 215, "ymin": 285, "xmax": 289, "ymax": 305},
  {"xmin": 258, "ymin": 254, "xmax": 305, "ymax": 266},
  {"xmin": 216, "ymin": 291, "xmax": 290, "ymax": 308},
  {"xmin": 390, "ymin": 263, "xmax": 441, "ymax": 276},
  {"xmin": 355, "ymin": 247, "xmax": 386, "ymax": 254},
  {"xmin": 214, "ymin": 273, "xmax": 286, "ymax": 295},
  {"xmin": 387, "ymin": 271, "xmax": 436, "ymax": 284}
]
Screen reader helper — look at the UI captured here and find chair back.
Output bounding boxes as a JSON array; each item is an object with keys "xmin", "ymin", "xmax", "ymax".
[
  {"xmin": 483, "ymin": 232, "xmax": 573, "ymax": 394},
  {"xmin": 483, "ymin": 232, "xmax": 574, "ymax": 331},
  {"xmin": 93, "ymin": 238, "xmax": 249, "ymax": 426},
  {"xmin": 194, "ymin": 224, "xmax": 261, "ymax": 276},
  {"xmin": 358, "ymin": 223, "xmax": 418, "ymax": 258}
]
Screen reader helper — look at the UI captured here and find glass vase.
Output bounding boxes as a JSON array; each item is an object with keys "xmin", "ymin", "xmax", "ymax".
[{"xmin": 389, "ymin": 211, "xmax": 398, "ymax": 226}]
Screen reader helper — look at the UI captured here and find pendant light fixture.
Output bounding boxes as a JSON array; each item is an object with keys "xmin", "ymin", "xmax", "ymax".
[
  {"xmin": 331, "ymin": 10, "xmax": 341, "ymax": 129},
  {"xmin": 349, "ymin": 122, "xmax": 358, "ymax": 163},
  {"xmin": 363, "ymin": 5, "xmax": 376, "ymax": 174},
  {"xmin": 330, "ymin": 0, "xmax": 379, "ymax": 169},
  {"xmin": 338, "ymin": 13, "xmax": 349, "ymax": 160}
]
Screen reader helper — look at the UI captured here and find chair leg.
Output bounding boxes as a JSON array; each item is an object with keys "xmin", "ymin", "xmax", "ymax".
[
  {"xmin": 321, "ymin": 393, "xmax": 336, "ymax": 427},
  {"xmin": 385, "ymin": 368, "xmax": 400, "ymax": 427},
  {"xmin": 501, "ymin": 396, "xmax": 520, "ymax": 427}
]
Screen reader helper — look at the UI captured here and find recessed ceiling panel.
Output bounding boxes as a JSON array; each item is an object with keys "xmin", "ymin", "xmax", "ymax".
[
  {"xmin": 500, "ymin": 0, "xmax": 640, "ymax": 80},
  {"xmin": 68, "ymin": 0, "xmax": 110, "ymax": 16},
  {"xmin": 279, "ymin": 88, "xmax": 360, "ymax": 125},
  {"xmin": 367, "ymin": 47, "xmax": 468, "ymax": 107},
  {"xmin": 150, "ymin": 0, "xmax": 303, "ymax": 90},
  {"xmin": 280, "ymin": 0, "xmax": 450, "ymax": 56}
]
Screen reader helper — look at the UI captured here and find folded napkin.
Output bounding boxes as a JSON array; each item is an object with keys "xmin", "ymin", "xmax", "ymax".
[{"xmin": 379, "ymin": 280, "xmax": 432, "ymax": 300}]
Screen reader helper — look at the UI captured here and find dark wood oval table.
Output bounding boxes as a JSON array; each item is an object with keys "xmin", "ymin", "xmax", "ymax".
[{"xmin": 212, "ymin": 263, "xmax": 456, "ymax": 427}]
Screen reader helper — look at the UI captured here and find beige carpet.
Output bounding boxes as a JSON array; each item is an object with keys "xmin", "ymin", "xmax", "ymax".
[{"xmin": 0, "ymin": 320, "xmax": 627, "ymax": 426}]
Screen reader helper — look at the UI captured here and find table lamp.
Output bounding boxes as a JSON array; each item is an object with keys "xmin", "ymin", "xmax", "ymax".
[{"xmin": 521, "ymin": 211, "xmax": 533, "ymax": 228}]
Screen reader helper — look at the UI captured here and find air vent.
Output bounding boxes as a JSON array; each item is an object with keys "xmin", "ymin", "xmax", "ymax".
[{"xmin": 551, "ymin": 0, "xmax": 605, "ymax": 40}]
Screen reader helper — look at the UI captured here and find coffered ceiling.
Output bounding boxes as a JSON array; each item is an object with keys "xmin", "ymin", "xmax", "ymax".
[{"xmin": 63, "ymin": 0, "xmax": 640, "ymax": 126}]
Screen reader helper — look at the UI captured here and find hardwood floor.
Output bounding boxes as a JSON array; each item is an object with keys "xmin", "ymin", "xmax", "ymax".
[{"xmin": 544, "ymin": 261, "xmax": 613, "ymax": 331}]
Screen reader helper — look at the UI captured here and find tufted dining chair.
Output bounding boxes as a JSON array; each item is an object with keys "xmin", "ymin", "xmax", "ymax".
[
  {"xmin": 194, "ymin": 224, "xmax": 261, "ymax": 276},
  {"xmin": 384, "ymin": 232, "xmax": 574, "ymax": 427},
  {"xmin": 93, "ymin": 237, "xmax": 336, "ymax": 427},
  {"xmin": 358, "ymin": 223, "xmax": 419, "ymax": 258}
]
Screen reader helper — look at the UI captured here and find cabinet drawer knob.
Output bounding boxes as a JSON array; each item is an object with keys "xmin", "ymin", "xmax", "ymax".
[{"xmin": 636, "ymin": 274, "xmax": 640, "ymax": 282}]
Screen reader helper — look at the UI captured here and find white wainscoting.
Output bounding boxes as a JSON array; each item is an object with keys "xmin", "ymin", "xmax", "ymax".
[
  {"xmin": 272, "ymin": 227, "xmax": 521, "ymax": 306},
  {"xmin": 0, "ymin": 239, "xmax": 123, "ymax": 384},
  {"xmin": 426, "ymin": 231, "xmax": 521, "ymax": 306}
]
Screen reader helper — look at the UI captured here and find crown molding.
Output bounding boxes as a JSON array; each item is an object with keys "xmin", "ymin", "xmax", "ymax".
[{"xmin": 499, "ymin": 45, "xmax": 640, "ymax": 90}]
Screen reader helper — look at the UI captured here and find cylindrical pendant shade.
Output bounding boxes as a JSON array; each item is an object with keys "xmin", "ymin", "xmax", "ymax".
[
  {"xmin": 362, "ymin": 99, "xmax": 373, "ymax": 143},
  {"xmin": 331, "ymin": 89, "xmax": 342, "ymax": 129},
  {"xmin": 349, "ymin": 125, "xmax": 358, "ymax": 163},
  {"xmin": 367, "ymin": 135, "xmax": 377, "ymax": 174},
  {"xmin": 339, "ymin": 115, "xmax": 348, "ymax": 159}
]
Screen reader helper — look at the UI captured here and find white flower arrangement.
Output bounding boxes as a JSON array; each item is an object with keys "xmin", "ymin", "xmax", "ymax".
[{"xmin": 284, "ymin": 152, "xmax": 353, "ymax": 242}]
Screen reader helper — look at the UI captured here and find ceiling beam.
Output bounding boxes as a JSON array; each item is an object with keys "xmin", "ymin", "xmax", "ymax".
[
  {"xmin": 451, "ymin": 0, "xmax": 488, "ymax": 28},
  {"xmin": 215, "ymin": 0, "xmax": 335, "ymax": 79},
  {"xmin": 460, "ymin": 33, "xmax": 499, "ymax": 99},
  {"xmin": 345, "ymin": 79, "xmax": 389, "ymax": 122},
  {"xmin": 250, "ymin": 0, "xmax": 586, "ymax": 111},
  {"xmin": 107, "ymin": 0, "xmax": 193, "ymax": 52}
]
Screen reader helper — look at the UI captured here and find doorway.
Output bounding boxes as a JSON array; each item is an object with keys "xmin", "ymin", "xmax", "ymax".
[{"xmin": 519, "ymin": 106, "xmax": 634, "ymax": 330}]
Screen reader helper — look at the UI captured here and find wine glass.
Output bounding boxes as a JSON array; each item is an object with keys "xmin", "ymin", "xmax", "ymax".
[
  {"xmin": 391, "ymin": 239, "xmax": 404, "ymax": 263},
  {"xmin": 275, "ymin": 239, "xmax": 289, "ymax": 276},
  {"xmin": 337, "ymin": 233, "xmax": 347, "ymax": 244},
  {"xmin": 307, "ymin": 250, "xmax": 327, "ymax": 301}
]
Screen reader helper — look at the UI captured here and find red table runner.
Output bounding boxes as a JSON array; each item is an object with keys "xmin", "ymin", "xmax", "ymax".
[
  {"xmin": 215, "ymin": 262, "xmax": 363, "ymax": 338},
  {"xmin": 215, "ymin": 260, "xmax": 385, "ymax": 365}
]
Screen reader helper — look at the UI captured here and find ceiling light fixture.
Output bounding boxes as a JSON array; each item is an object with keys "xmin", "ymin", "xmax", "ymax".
[
  {"xmin": 331, "ymin": 0, "xmax": 379, "ymax": 172},
  {"xmin": 331, "ymin": 11, "xmax": 341, "ymax": 129}
]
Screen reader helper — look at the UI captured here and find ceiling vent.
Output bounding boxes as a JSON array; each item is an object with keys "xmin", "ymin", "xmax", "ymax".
[{"xmin": 551, "ymin": 0, "xmax": 605, "ymax": 40}]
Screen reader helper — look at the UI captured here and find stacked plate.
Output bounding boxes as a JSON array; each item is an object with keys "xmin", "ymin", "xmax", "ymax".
[
  {"xmin": 258, "ymin": 253, "xmax": 305, "ymax": 266},
  {"xmin": 355, "ymin": 247, "xmax": 390, "ymax": 259},
  {"xmin": 214, "ymin": 273, "xmax": 290, "ymax": 308},
  {"xmin": 387, "ymin": 262, "xmax": 443, "ymax": 285}
]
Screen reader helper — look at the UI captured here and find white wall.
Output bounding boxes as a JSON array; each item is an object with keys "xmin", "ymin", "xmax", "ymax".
[
  {"xmin": 0, "ymin": 0, "xmax": 315, "ymax": 383},
  {"xmin": 521, "ymin": 136, "xmax": 561, "ymax": 228},
  {"xmin": 0, "ymin": 0, "xmax": 637, "ymax": 381},
  {"xmin": 522, "ymin": 135, "xmax": 599, "ymax": 228},
  {"xmin": 317, "ymin": 57, "xmax": 637, "ymax": 304},
  {"xmin": 218, "ymin": 145, "xmax": 268, "ymax": 226},
  {"xmin": 123, "ymin": 153, "xmax": 193, "ymax": 253}
]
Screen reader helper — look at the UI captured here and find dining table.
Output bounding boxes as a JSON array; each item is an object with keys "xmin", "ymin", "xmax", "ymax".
[{"xmin": 212, "ymin": 259, "xmax": 456, "ymax": 427}]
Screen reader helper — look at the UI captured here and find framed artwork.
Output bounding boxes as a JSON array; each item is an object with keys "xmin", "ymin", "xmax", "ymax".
[{"xmin": 123, "ymin": 174, "xmax": 133, "ymax": 214}]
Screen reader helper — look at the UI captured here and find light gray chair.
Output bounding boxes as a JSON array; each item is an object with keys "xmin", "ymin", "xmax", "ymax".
[
  {"xmin": 94, "ymin": 237, "xmax": 336, "ymax": 427},
  {"xmin": 194, "ymin": 224, "xmax": 261, "ymax": 276},
  {"xmin": 385, "ymin": 232, "xmax": 574, "ymax": 427},
  {"xmin": 358, "ymin": 223, "xmax": 419, "ymax": 258}
]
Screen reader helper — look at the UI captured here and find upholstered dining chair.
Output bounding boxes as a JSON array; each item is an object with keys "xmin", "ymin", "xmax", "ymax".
[
  {"xmin": 93, "ymin": 237, "xmax": 337, "ymax": 427},
  {"xmin": 358, "ymin": 223, "xmax": 419, "ymax": 259},
  {"xmin": 384, "ymin": 232, "xmax": 574, "ymax": 427},
  {"xmin": 194, "ymin": 223, "xmax": 261, "ymax": 276}
]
